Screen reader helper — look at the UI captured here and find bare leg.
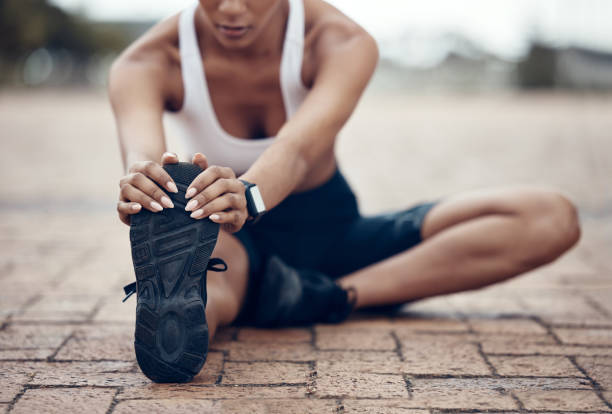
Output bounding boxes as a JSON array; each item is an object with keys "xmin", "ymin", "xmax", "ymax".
[
  {"xmin": 205, "ymin": 230, "xmax": 250, "ymax": 339},
  {"xmin": 337, "ymin": 187, "xmax": 581, "ymax": 308}
]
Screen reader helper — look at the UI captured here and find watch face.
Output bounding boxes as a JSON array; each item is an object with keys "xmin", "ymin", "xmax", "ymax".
[{"xmin": 250, "ymin": 186, "xmax": 266, "ymax": 214}]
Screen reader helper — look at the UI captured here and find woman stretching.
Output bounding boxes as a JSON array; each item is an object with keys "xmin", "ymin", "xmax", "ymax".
[{"xmin": 109, "ymin": 0, "xmax": 581, "ymax": 383}]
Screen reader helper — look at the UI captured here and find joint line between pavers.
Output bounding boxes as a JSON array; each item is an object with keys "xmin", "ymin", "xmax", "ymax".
[
  {"xmin": 390, "ymin": 330, "xmax": 405, "ymax": 362},
  {"xmin": 580, "ymin": 291, "xmax": 612, "ymax": 318},
  {"xmin": 335, "ymin": 398, "xmax": 344, "ymax": 413},
  {"xmin": 105, "ymin": 387, "xmax": 121, "ymax": 414},
  {"xmin": 477, "ymin": 342, "xmax": 499, "ymax": 376},
  {"xmin": 531, "ymin": 315, "xmax": 563, "ymax": 344},
  {"xmin": 569, "ymin": 355, "xmax": 612, "ymax": 410},
  {"xmin": 46, "ymin": 330, "xmax": 76, "ymax": 362}
]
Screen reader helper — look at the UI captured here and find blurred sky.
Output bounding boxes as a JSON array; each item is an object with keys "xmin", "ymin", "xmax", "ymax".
[{"xmin": 50, "ymin": 0, "xmax": 612, "ymax": 61}]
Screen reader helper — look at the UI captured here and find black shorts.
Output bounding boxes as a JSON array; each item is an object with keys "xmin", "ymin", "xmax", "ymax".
[{"xmin": 234, "ymin": 168, "xmax": 438, "ymax": 323}]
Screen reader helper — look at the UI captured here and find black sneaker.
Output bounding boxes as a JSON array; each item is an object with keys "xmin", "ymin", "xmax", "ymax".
[
  {"xmin": 252, "ymin": 255, "xmax": 355, "ymax": 327},
  {"xmin": 123, "ymin": 162, "xmax": 226, "ymax": 383}
]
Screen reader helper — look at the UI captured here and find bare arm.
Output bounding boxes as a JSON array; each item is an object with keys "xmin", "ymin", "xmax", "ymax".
[
  {"xmin": 239, "ymin": 22, "xmax": 378, "ymax": 209},
  {"xmin": 109, "ymin": 50, "xmax": 180, "ymax": 224}
]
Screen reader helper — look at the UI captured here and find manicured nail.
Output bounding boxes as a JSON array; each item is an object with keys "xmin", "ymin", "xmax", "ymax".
[
  {"xmin": 190, "ymin": 209, "xmax": 203, "ymax": 219},
  {"xmin": 150, "ymin": 201, "xmax": 163, "ymax": 212},
  {"xmin": 161, "ymin": 196, "xmax": 174, "ymax": 209},
  {"xmin": 185, "ymin": 199, "xmax": 198, "ymax": 211},
  {"xmin": 131, "ymin": 203, "xmax": 141, "ymax": 211},
  {"xmin": 167, "ymin": 181, "xmax": 178, "ymax": 193},
  {"xmin": 210, "ymin": 214, "xmax": 220, "ymax": 221},
  {"xmin": 185, "ymin": 188, "xmax": 196, "ymax": 199}
]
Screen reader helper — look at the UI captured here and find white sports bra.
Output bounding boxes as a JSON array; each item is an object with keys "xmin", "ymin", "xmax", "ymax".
[{"xmin": 165, "ymin": 0, "xmax": 309, "ymax": 175}]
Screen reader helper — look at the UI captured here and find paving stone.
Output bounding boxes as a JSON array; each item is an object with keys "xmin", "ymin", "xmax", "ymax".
[
  {"xmin": 11, "ymin": 387, "xmax": 115, "ymax": 414},
  {"xmin": 218, "ymin": 399, "xmax": 337, "ymax": 413},
  {"xmin": 554, "ymin": 328, "xmax": 612, "ymax": 346},
  {"xmin": 514, "ymin": 389, "xmax": 609, "ymax": 411},
  {"xmin": 92, "ymin": 299, "xmax": 135, "ymax": 323},
  {"xmin": 481, "ymin": 336, "xmax": 612, "ymax": 356},
  {"xmin": 315, "ymin": 351, "xmax": 402, "ymax": 373},
  {"xmin": 0, "ymin": 373, "xmax": 28, "ymax": 403},
  {"xmin": 342, "ymin": 400, "xmax": 428, "ymax": 414},
  {"xmin": 468, "ymin": 318, "xmax": 548, "ymax": 335},
  {"xmin": 113, "ymin": 399, "xmax": 216, "ymax": 414},
  {"xmin": 488, "ymin": 355, "xmax": 584, "ymax": 377},
  {"xmin": 314, "ymin": 367, "xmax": 407, "ymax": 399},
  {"xmin": 444, "ymin": 292, "xmax": 529, "ymax": 318},
  {"xmin": 410, "ymin": 386, "xmax": 516, "ymax": 410},
  {"xmin": 408, "ymin": 377, "xmax": 592, "ymax": 392},
  {"xmin": 222, "ymin": 361, "xmax": 310, "ymax": 385},
  {"xmin": 191, "ymin": 352, "xmax": 224, "ymax": 385},
  {"xmin": 316, "ymin": 327, "xmax": 396, "ymax": 350},
  {"xmin": 0, "ymin": 324, "xmax": 74, "ymax": 349},
  {"xmin": 396, "ymin": 334, "xmax": 490, "ymax": 375},
  {"xmin": 54, "ymin": 324, "xmax": 133, "ymax": 361},
  {"xmin": 15, "ymin": 361, "xmax": 146, "ymax": 387},
  {"xmin": 521, "ymin": 292, "xmax": 612, "ymax": 326},
  {"xmin": 0, "ymin": 348, "xmax": 54, "ymax": 360},
  {"xmin": 226, "ymin": 342, "xmax": 316, "ymax": 361},
  {"xmin": 118, "ymin": 385, "xmax": 309, "ymax": 400},
  {"xmin": 393, "ymin": 317, "xmax": 469, "ymax": 332},
  {"xmin": 237, "ymin": 328, "xmax": 311, "ymax": 343},
  {"xmin": 575, "ymin": 356, "xmax": 612, "ymax": 389},
  {"xmin": 13, "ymin": 294, "xmax": 101, "ymax": 322},
  {"xmin": 585, "ymin": 288, "xmax": 612, "ymax": 317}
]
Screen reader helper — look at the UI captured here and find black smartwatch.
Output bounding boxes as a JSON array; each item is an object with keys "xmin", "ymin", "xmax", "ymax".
[{"xmin": 239, "ymin": 180, "xmax": 267, "ymax": 221}]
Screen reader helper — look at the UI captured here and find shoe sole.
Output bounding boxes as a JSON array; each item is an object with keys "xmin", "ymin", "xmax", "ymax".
[{"xmin": 129, "ymin": 162, "xmax": 219, "ymax": 383}]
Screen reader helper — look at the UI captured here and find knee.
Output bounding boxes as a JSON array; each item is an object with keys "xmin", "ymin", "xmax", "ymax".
[{"xmin": 516, "ymin": 189, "xmax": 581, "ymax": 268}]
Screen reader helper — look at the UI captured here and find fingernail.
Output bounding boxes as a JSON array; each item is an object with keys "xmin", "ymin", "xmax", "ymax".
[
  {"xmin": 150, "ymin": 201, "xmax": 163, "ymax": 212},
  {"xmin": 161, "ymin": 196, "xmax": 174, "ymax": 209},
  {"xmin": 167, "ymin": 181, "xmax": 178, "ymax": 193},
  {"xmin": 185, "ymin": 199, "xmax": 198, "ymax": 211},
  {"xmin": 190, "ymin": 209, "xmax": 203, "ymax": 219},
  {"xmin": 210, "ymin": 214, "xmax": 220, "ymax": 221},
  {"xmin": 185, "ymin": 188, "xmax": 196, "ymax": 199},
  {"xmin": 131, "ymin": 204, "xmax": 141, "ymax": 211}
]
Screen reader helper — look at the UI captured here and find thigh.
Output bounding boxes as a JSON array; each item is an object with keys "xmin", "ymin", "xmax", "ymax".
[{"xmin": 318, "ymin": 201, "xmax": 438, "ymax": 278}]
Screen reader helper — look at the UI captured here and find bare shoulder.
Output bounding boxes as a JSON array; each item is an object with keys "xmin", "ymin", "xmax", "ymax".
[
  {"xmin": 108, "ymin": 14, "xmax": 182, "ymax": 107},
  {"xmin": 303, "ymin": 0, "xmax": 378, "ymax": 81}
]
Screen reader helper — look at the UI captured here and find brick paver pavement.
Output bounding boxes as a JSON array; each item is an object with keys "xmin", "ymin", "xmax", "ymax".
[{"xmin": 1, "ymin": 89, "xmax": 611, "ymax": 413}]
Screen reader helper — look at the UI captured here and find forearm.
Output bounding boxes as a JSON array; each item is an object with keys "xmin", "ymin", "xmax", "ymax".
[
  {"xmin": 115, "ymin": 114, "xmax": 167, "ymax": 173},
  {"xmin": 239, "ymin": 136, "xmax": 309, "ymax": 211}
]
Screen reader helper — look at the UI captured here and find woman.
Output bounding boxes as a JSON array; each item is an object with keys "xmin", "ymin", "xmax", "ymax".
[{"xmin": 109, "ymin": 0, "xmax": 581, "ymax": 383}]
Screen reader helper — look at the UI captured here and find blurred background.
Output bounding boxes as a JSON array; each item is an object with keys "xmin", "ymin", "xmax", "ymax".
[{"xmin": 3, "ymin": 0, "xmax": 612, "ymax": 90}]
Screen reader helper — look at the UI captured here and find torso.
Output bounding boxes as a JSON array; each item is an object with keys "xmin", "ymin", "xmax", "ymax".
[{"xmin": 132, "ymin": 0, "xmax": 339, "ymax": 192}]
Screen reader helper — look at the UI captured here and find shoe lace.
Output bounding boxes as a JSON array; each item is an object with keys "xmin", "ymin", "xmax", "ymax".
[{"xmin": 121, "ymin": 257, "xmax": 228, "ymax": 302}]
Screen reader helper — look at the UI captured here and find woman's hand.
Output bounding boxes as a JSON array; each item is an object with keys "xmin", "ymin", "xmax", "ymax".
[
  {"xmin": 184, "ymin": 153, "xmax": 248, "ymax": 233},
  {"xmin": 116, "ymin": 152, "xmax": 179, "ymax": 225}
]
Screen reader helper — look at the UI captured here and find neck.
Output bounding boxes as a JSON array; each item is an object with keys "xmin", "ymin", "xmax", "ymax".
[{"xmin": 197, "ymin": 1, "xmax": 289, "ymax": 59}]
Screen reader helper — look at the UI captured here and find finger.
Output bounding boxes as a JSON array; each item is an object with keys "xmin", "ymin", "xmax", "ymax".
[
  {"xmin": 117, "ymin": 201, "xmax": 141, "ymax": 225},
  {"xmin": 130, "ymin": 172, "xmax": 175, "ymax": 209},
  {"xmin": 120, "ymin": 183, "xmax": 164, "ymax": 213},
  {"xmin": 133, "ymin": 160, "xmax": 178, "ymax": 194},
  {"xmin": 190, "ymin": 193, "xmax": 236, "ymax": 219},
  {"xmin": 192, "ymin": 152, "xmax": 208, "ymax": 171},
  {"xmin": 210, "ymin": 212, "xmax": 245, "ymax": 233},
  {"xmin": 161, "ymin": 152, "xmax": 179, "ymax": 167},
  {"xmin": 186, "ymin": 165, "xmax": 235, "ymax": 199},
  {"xmin": 185, "ymin": 178, "xmax": 243, "ymax": 212}
]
